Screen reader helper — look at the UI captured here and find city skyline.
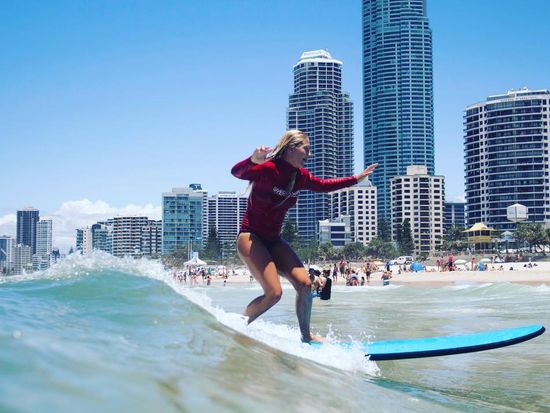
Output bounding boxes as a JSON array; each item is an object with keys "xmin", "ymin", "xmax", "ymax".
[{"xmin": 2, "ymin": 0, "xmax": 550, "ymax": 251}]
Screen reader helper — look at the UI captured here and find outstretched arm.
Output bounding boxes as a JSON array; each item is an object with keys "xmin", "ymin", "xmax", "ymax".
[
  {"xmin": 355, "ymin": 163, "xmax": 378, "ymax": 182},
  {"xmin": 303, "ymin": 163, "xmax": 378, "ymax": 192}
]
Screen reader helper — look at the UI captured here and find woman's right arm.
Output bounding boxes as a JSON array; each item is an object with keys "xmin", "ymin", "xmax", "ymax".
[
  {"xmin": 231, "ymin": 157, "xmax": 260, "ymax": 180},
  {"xmin": 231, "ymin": 146, "xmax": 273, "ymax": 180}
]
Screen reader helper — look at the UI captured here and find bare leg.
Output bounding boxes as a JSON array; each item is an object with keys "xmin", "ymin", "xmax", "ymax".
[
  {"xmin": 237, "ymin": 233, "xmax": 282, "ymax": 324},
  {"xmin": 268, "ymin": 239, "xmax": 319, "ymax": 342}
]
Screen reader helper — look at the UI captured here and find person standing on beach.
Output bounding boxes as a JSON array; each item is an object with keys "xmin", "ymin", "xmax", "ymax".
[
  {"xmin": 339, "ymin": 258, "xmax": 346, "ymax": 280},
  {"xmin": 365, "ymin": 261, "xmax": 372, "ymax": 283},
  {"xmin": 448, "ymin": 253, "xmax": 454, "ymax": 272},
  {"xmin": 231, "ymin": 130, "xmax": 377, "ymax": 343}
]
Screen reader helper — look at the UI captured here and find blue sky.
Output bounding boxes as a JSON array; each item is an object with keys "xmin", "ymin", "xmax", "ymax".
[{"xmin": 1, "ymin": 0, "xmax": 549, "ymax": 250}]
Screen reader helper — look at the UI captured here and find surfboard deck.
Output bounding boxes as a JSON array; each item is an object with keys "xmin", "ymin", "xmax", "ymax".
[{"xmin": 311, "ymin": 324, "xmax": 545, "ymax": 360}]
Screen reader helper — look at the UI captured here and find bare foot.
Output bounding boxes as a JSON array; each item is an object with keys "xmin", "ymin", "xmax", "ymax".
[{"xmin": 303, "ymin": 334, "xmax": 328, "ymax": 343}]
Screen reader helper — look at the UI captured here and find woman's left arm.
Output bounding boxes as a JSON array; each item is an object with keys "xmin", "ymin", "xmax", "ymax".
[
  {"xmin": 303, "ymin": 163, "xmax": 378, "ymax": 192},
  {"xmin": 303, "ymin": 173, "xmax": 358, "ymax": 192},
  {"xmin": 355, "ymin": 163, "xmax": 378, "ymax": 182}
]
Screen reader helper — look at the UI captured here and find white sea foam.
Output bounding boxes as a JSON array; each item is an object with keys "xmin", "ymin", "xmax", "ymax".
[
  {"xmin": 0, "ymin": 251, "xmax": 166, "ymax": 284},
  {"xmin": 166, "ymin": 273, "xmax": 380, "ymax": 375},
  {"xmin": 437, "ymin": 307, "xmax": 497, "ymax": 315},
  {"xmin": 446, "ymin": 284, "xmax": 484, "ymax": 291}
]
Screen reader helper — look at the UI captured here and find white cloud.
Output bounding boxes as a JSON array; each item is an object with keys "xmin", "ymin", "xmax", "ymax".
[
  {"xmin": 0, "ymin": 213, "xmax": 16, "ymax": 236},
  {"xmin": 0, "ymin": 199, "xmax": 161, "ymax": 254},
  {"xmin": 446, "ymin": 194, "xmax": 465, "ymax": 203}
]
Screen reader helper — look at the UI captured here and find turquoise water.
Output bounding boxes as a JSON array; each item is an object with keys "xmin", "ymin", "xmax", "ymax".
[{"xmin": 1, "ymin": 254, "xmax": 549, "ymax": 412}]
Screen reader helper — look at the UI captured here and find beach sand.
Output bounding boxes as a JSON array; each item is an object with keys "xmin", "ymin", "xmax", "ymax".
[{"xmin": 208, "ymin": 260, "xmax": 550, "ymax": 286}]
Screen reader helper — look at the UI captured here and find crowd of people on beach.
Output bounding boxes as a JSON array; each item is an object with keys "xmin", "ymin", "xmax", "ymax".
[
  {"xmin": 170, "ymin": 257, "xmax": 398, "ymax": 289},
  {"xmin": 172, "ymin": 266, "xmax": 233, "ymax": 286},
  {"xmin": 169, "ymin": 252, "xmax": 541, "ymax": 289},
  {"xmin": 307, "ymin": 258, "xmax": 395, "ymax": 294},
  {"xmin": 434, "ymin": 252, "xmax": 537, "ymax": 272}
]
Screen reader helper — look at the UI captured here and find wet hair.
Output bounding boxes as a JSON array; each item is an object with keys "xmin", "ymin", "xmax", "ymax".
[
  {"xmin": 243, "ymin": 130, "xmax": 308, "ymax": 211},
  {"xmin": 268, "ymin": 130, "xmax": 309, "ymax": 160},
  {"xmin": 244, "ymin": 130, "xmax": 307, "ymax": 199},
  {"xmin": 268, "ymin": 130, "xmax": 308, "ymax": 202}
]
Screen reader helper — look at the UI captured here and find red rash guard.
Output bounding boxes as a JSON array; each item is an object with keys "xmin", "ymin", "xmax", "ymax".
[{"xmin": 231, "ymin": 157, "xmax": 358, "ymax": 241}]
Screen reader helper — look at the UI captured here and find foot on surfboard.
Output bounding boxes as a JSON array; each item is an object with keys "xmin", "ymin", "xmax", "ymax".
[{"xmin": 302, "ymin": 334, "xmax": 328, "ymax": 343}]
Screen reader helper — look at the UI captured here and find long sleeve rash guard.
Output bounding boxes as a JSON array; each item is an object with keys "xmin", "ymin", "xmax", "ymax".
[{"xmin": 231, "ymin": 157, "xmax": 358, "ymax": 241}]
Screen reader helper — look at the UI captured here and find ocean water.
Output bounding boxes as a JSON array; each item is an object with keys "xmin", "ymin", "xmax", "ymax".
[{"xmin": 1, "ymin": 254, "xmax": 549, "ymax": 413}]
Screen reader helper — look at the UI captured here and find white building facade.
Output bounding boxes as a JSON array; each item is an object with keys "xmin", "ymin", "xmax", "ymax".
[
  {"xmin": 76, "ymin": 227, "xmax": 94, "ymax": 256},
  {"xmin": 82, "ymin": 227, "xmax": 93, "ymax": 256},
  {"xmin": 92, "ymin": 220, "xmax": 113, "ymax": 253},
  {"xmin": 330, "ymin": 182, "xmax": 377, "ymax": 246},
  {"xmin": 391, "ymin": 165, "xmax": 445, "ymax": 256},
  {"xmin": 318, "ymin": 216, "xmax": 351, "ymax": 247},
  {"xmin": 34, "ymin": 219, "xmax": 53, "ymax": 270},
  {"xmin": 140, "ymin": 220, "xmax": 162, "ymax": 257},
  {"xmin": 207, "ymin": 191, "xmax": 248, "ymax": 255},
  {"xmin": 13, "ymin": 244, "xmax": 32, "ymax": 275},
  {"xmin": 112, "ymin": 217, "xmax": 149, "ymax": 258},
  {"xmin": 465, "ymin": 88, "xmax": 550, "ymax": 230}
]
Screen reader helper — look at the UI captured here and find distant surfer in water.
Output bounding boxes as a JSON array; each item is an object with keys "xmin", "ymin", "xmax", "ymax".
[{"xmin": 231, "ymin": 130, "xmax": 377, "ymax": 342}]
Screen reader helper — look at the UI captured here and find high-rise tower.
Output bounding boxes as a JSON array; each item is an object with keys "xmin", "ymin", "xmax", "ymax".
[
  {"xmin": 207, "ymin": 192, "xmax": 248, "ymax": 256},
  {"xmin": 16, "ymin": 207, "xmax": 40, "ymax": 254},
  {"xmin": 363, "ymin": 0, "xmax": 434, "ymax": 224},
  {"xmin": 464, "ymin": 88, "xmax": 550, "ymax": 230},
  {"xmin": 162, "ymin": 186, "xmax": 204, "ymax": 255},
  {"xmin": 34, "ymin": 219, "xmax": 53, "ymax": 270},
  {"xmin": 287, "ymin": 50, "xmax": 354, "ymax": 240}
]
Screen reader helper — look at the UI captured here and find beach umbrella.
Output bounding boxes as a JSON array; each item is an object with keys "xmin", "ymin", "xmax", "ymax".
[
  {"xmin": 184, "ymin": 256, "xmax": 207, "ymax": 266},
  {"xmin": 410, "ymin": 262, "xmax": 424, "ymax": 272},
  {"xmin": 479, "ymin": 258, "xmax": 491, "ymax": 263},
  {"xmin": 454, "ymin": 259, "xmax": 467, "ymax": 265}
]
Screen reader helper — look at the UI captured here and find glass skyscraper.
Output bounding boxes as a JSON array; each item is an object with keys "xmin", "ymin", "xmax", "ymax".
[
  {"xmin": 444, "ymin": 202, "xmax": 466, "ymax": 230},
  {"xmin": 16, "ymin": 207, "xmax": 40, "ymax": 254},
  {"xmin": 91, "ymin": 221, "xmax": 113, "ymax": 253},
  {"xmin": 162, "ymin": 187, "xmax": 204, "ymax": 255},
  {"xmin": 362, "ymin": 0, "xmax": 434, "ymax": 223},
  {"xmin": 287, "ymin": 50, "xmax": 354, "ymax": 240},
  {"xmin": 464, "ymin": 88, "xmax": 550, "ymax": 231},
  {"xmin": 0, "ymin": 235, "xmax": 15, "ymax": 274}
]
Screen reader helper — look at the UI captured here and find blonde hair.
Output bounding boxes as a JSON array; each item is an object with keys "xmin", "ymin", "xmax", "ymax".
[
  {"xmin": 269, "ymin": 130, "xmax": 309, "ymax": 160},
  {"xmin": 243, "ymin": 130, "xmax": 308, "ymax": 207}
]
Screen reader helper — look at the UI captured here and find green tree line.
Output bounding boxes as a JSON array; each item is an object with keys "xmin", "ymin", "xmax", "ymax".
[{"xmin": 164, "ymin": 217, "xmax": 497, "ymax": 266}]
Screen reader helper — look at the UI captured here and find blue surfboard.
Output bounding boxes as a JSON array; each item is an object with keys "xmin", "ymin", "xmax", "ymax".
[{"xmin": 311, "ymin": 325, "xmax": 545, "ymax": 360}]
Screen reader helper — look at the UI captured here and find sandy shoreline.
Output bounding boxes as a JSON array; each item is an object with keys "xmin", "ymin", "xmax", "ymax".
[{"xmin": 203, "ymin": 261, "xmax": 550, "ymax": 287}]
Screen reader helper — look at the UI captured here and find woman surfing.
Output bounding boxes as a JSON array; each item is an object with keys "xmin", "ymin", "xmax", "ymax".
[{"xmin": 231, "ymin": 130, "xmax": 377, "ymax": 342}]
